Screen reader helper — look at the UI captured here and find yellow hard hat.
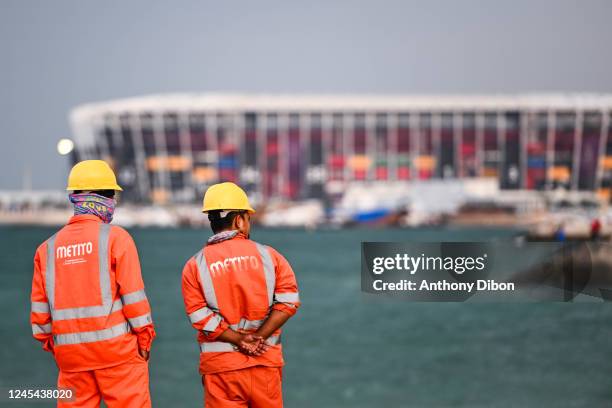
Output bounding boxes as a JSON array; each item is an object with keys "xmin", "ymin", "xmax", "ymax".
[
  {"xmin": 66, "ymin": 160, "xmax": 123, "ymax": 191},
  {"xmin": 202, "ymin": 182, "xmax": 255, "ymax": 213}
]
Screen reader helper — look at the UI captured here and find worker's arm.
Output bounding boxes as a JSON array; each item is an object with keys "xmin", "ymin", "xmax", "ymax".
[
  {"xmin": 254, "ymin": 310, "xmax": 291, "ymax": 339},
  {"xmin": 255, "ymin": 247, "xmax": 300, "ymax": 340},
  {"xmin": 181, "ymin": 258, "xmax": 229, "ymax": 341},
  {"xmin": 31, "ymin": 244, "xmax": 53, "ymax": 353},
  {"xmin": 112, "ymin": 227, "xmax": 155, "ymax": 359}
]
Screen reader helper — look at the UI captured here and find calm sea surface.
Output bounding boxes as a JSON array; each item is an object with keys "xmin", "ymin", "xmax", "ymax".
[{"xmin": 1, "ymin": 225, "xmax": 611, "ymax": 407}]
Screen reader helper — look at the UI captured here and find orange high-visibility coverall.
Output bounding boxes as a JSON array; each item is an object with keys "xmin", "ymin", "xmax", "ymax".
[
  {"xmin": 30, "ymin": 214, "xmax": 155, "ymax": 408},
  {"xmin": 181, "ymin": 232, "xmax": 300, "ymax": 408}
]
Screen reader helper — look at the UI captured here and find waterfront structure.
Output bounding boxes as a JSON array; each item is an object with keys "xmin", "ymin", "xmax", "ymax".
[{"xmin": 70, "ymin": 94, "xmax": 612, "ymax": 204}]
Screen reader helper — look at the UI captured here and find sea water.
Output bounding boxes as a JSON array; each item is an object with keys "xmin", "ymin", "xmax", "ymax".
[{"xmin": 2, "ymin": 225, "xmax": 612, "ymax": 407}]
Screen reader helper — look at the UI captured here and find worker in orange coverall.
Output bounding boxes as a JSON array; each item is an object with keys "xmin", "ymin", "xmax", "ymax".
[
  {"xmin": 30, "ymin": 160, "xmax": 155, "ymax": 407},
  {"xmin": 181, "ymin": 182, "xmax": 301, "ymax": 408}
]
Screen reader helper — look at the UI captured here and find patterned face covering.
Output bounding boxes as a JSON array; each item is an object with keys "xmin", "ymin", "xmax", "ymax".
[
  {"xmin": 207, "ymin": 230, "xmax": 239, "ymax": 245},
  {"xmin": 69, "ymin": 193, "xmax": 116, "ymax": 224}
]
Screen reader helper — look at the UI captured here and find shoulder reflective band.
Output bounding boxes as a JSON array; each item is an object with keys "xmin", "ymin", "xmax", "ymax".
[
  {"xmin": 121, "ymin": 289, "xmax": 147, "ymax": 305},
  {"xmin": 188, "ymin": 307, "xmax": 214, "ymax": 324},
  {"xmin": 194, "ymin": 250, "xmax": 218, "ymax": 310},
  {"xmin": 31, "ymin": 302, "xmax": 50, "ymax": 314},
  {"xmin": 229, "ymin": 317, "xmax": 266, "ymax": 331},
  {"xmin": 199, "ymin": 335, "xmax": 281, "ymax": 353},
  {"xmin": 54, "ymin": 322, "xmax": 130, "ymax": 346},
  {"xmin": 32, "ymin": 323, "xmax": 52, "ymax": 335},
  {"xmin": 274, "ymin": 292, "xmax": 300, "ymax": 303},
  {"xmin": 255, "ymin": 243, "xmax": 275, "ymax": 306},
  {"xmin": 128, "ymin": 313, "xmax": 152, "ymax": 329},
  {"xmin": 46, "ymin": 224, "xmax": 121, "ymax": 321},
  {"xmin": 45, "ymin": 233, "xmax": 57, "ymax": 309}
]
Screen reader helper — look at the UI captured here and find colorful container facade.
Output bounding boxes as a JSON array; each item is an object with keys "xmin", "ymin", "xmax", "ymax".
[{"xmin": 70, "ymin": 94, "xmax": 612, "ymax": 204}]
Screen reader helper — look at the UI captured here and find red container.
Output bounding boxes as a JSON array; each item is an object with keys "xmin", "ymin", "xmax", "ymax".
[
  {"xmin": 375, "ymin": 167, "xmax": 388, "ymax": 180},
  {"xmin": 283, "ymin": 182, "xmax": 300, "ymax": 200},
  {"xmin": 354, "ymin": 169, "xmax": 367, "ymax": 180},
  {"xmin": 329, "ymin": 155, "xmax": 345, "ymax": 168},
  {"xmin": 461, "ymin": 143, "xmax": 476, "ymax": 155},
  {"xmin": 218, "ymin": 168, "xmax": 237, "ymax": 182},
  {"xmin": 526, "ymin": 168, "xmax": 546, "ymax": 189},
  {"xmin": 527, "ymin": 142, "xmax": 545, "ymax": 155},
  {"xmin": 266, "ymin": 142, "xmax": 279, "ymax": 155},
  {"xmin": 397, "ymin": 166, "xmax": 411, "ymax": 180},
  {"xmin": 219, "ymin": 143, "xmax": 237, "ymax": 155},
  {"xmin": 418, "ymin": 169, "xmax": 433, "ymax": 180}
]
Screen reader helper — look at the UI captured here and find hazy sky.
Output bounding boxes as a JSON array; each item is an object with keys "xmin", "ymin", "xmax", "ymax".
[{"xmin": 2, "ymin": 0, "xmax": 612, "ymax": 189}]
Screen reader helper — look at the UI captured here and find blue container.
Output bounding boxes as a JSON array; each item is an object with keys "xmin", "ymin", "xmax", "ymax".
[
  {"xmin": 527, "ymin": 157, "xmax": 546, "ymax": 168},
  {"xmin": 218, "ymin": 157, "xmax": 237, "ymax": 169}
]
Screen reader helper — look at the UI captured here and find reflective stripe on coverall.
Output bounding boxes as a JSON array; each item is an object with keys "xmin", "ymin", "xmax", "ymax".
[
  {"xmin": 181, "ymin": 233, "xmax": 300, "ymax": 407},
  {"xmin": 30, "ymin": 214, "xmax": 155, "ymax": 407}
]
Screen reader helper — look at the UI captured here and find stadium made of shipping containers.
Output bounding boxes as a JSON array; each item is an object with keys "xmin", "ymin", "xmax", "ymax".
[{"xmin": 70, "ymin": 93, "xmax": 612, "ymax": 204}]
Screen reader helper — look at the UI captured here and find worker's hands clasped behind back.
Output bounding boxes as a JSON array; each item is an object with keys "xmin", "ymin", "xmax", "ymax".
[{"xmin": 236, "ymin": 330, "xmax": 269, "ymax": 356}]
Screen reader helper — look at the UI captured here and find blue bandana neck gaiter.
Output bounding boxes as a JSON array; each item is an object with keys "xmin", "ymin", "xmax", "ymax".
[{"xmin": 69, "ymin": 193, "xmax": 116, "ymax": 224}]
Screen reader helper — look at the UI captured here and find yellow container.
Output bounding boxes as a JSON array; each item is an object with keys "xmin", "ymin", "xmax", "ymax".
[
  {"xmin": 415, "ymin": 156, "xmax": 435, "ymax": 170},
  {"xmin": 482, "ymin": 167, "xmax": 498, "ymax": 177},
  {"xmin": 150, "ymin": 189, "xmax": 169, "ymax": 204},
  {"xmin": 348, "ymin": 155, "xmax": 371, "ymax": 170},
  {"xmin": 597, "ymin": 188, "xmax": 610, "ymax": 201},
  {"xmin": 602, "ymin": 156, "xmax": 612, "ymax": 170},
  {"xmin": 547, "ymin": 166, "xmax": 570, "ymax": 182},
  {"xmin": 192, "ymin": 166, "xmax": 217, "ymax": 182},
  {"xmin": 168, "ymin": 156, "xmax": 192, "ymax": 171},
  {"xmin": 146, "ymin": 157, "xmax": 163, "ymax": 171},
  {"xmin": 147, "ymin": 155, "xmax": 192, "ymax": 171}
]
